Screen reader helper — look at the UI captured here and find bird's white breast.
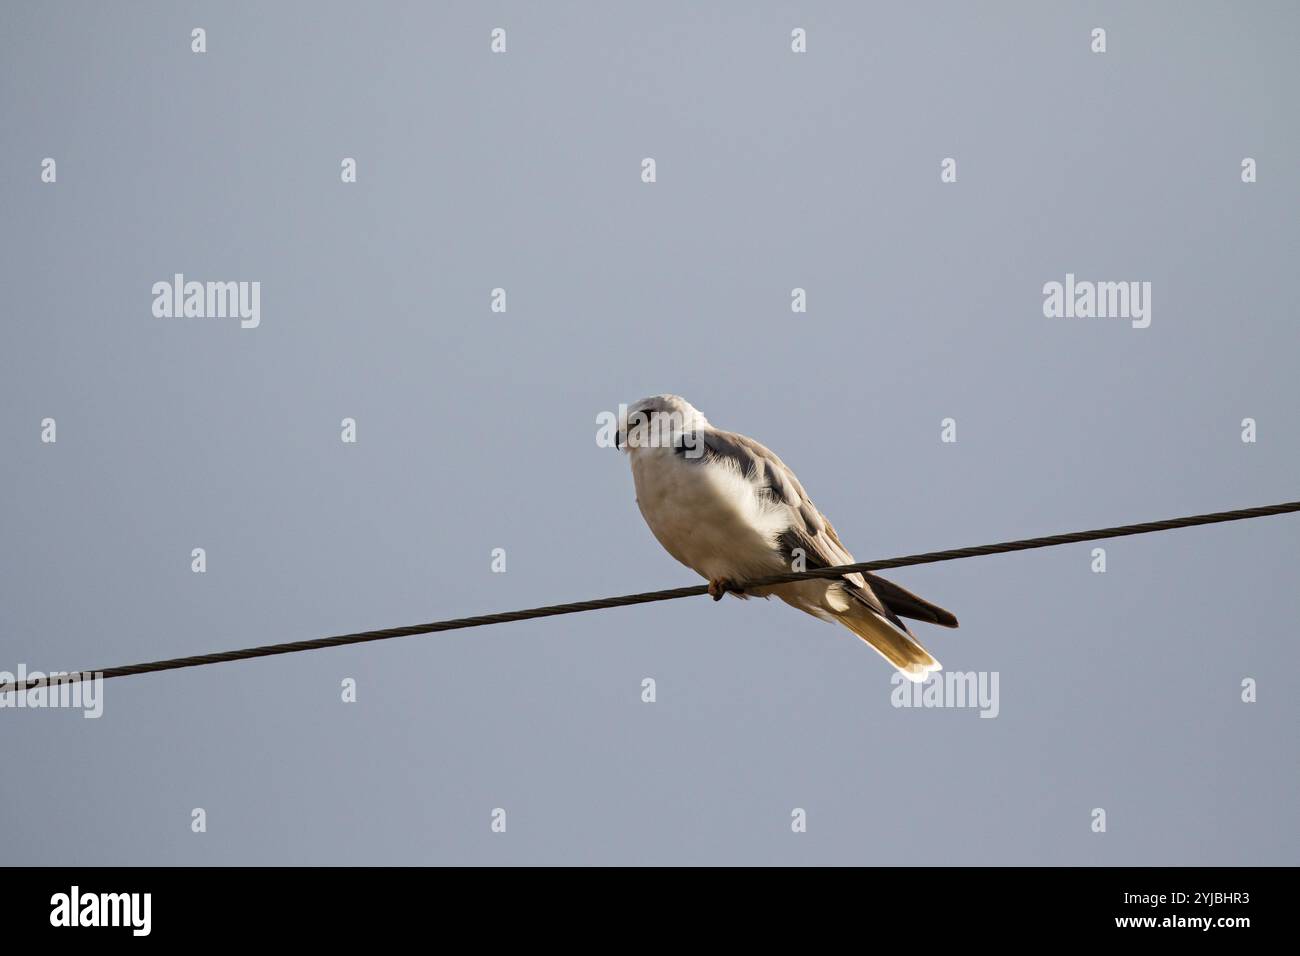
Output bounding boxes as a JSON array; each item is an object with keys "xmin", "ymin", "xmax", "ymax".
[{"xmin": 628, "ymin": 445, "xmax": 789, "ymax": 582}]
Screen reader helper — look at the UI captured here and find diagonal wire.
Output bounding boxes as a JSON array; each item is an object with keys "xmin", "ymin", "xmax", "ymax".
[{"xmin": 4, "ymin": 500, "xmax": 1297, "ymax": 693}]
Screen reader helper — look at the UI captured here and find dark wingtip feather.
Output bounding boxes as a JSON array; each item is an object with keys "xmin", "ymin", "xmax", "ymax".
[{"xmin": 864, "ymin": 572, "xmax": 960, "ymax": 630}]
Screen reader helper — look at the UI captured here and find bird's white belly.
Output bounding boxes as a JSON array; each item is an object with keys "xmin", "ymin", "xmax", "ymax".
[{"xmin": 629, "ymin": 447, "xmax": 786, "ymax": 582}]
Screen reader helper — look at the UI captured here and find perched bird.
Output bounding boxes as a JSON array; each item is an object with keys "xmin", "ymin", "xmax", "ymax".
[{"xmin": 616, "ymin": 394, "xmax": 957, "ymax": 680}]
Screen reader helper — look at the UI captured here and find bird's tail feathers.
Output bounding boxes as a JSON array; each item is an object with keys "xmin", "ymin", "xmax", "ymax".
[{"xmin": 836, "ymin": 605, "xmax": 941, "ymax": 682}]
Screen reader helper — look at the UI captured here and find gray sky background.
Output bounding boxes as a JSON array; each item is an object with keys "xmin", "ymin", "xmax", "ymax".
[{"xmin": 1, "ymin": 1, "xmax": 1297, "ymax": 865}]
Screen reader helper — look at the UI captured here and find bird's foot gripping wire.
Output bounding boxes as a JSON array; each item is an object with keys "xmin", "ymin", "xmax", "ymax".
[{"xmin": 708, "ymin": 578, "xmax": 745, "ymax": 601}]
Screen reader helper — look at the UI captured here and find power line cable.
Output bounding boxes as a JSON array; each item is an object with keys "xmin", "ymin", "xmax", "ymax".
[{"xmin": 5, "ymin": 500, "xmax": 1297, "ymax": 692}]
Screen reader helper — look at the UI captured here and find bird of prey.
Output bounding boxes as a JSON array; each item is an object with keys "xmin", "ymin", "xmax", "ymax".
[{"xmin": 616, "ymin": 394, "xmax": 957, "ymax": 680}]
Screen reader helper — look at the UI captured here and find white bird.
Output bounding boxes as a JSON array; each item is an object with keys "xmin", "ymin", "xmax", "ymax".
[{"xmin": 617, "ymin": 394, "xmax": 957, "ymax": 680}]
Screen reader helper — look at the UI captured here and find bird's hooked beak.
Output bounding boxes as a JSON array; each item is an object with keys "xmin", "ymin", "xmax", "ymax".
[{"xmin": 614, "ymin": 427, "xmax": 622, "ymax": 451}]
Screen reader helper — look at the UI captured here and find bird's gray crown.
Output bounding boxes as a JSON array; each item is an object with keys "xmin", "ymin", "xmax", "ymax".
[
  {"xmin": 621, "ymin": 395, "xmax": 710, "ymax": 452},
  {"xmin": 626, "ymin": 394, "xmax": 709, "ymax": 428}
]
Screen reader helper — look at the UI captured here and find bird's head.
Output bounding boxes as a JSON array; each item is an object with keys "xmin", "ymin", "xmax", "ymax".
[{"xmin": 616, "ymin": 394, "xmax": 709, "ymax": 452}]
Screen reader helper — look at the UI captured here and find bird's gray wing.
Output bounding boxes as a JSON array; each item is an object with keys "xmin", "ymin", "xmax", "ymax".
[
  {"xmin": 681, "ymin": 428, "xmax": 908, "ymax": 629},
  {"xmin": 683, "ymin": 428, "xmax": 958, "ymax": 630}
]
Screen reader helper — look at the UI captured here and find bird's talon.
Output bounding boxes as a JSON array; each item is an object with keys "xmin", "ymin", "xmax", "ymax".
[{"xmin": 708, "ymin": 578, "xmax": 743, "ymax": 601}]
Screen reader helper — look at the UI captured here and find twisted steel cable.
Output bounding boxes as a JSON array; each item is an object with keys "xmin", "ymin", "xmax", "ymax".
[{"xmin": 5, "ymin": 500, "xmax": 1297, "ymax": 692}]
